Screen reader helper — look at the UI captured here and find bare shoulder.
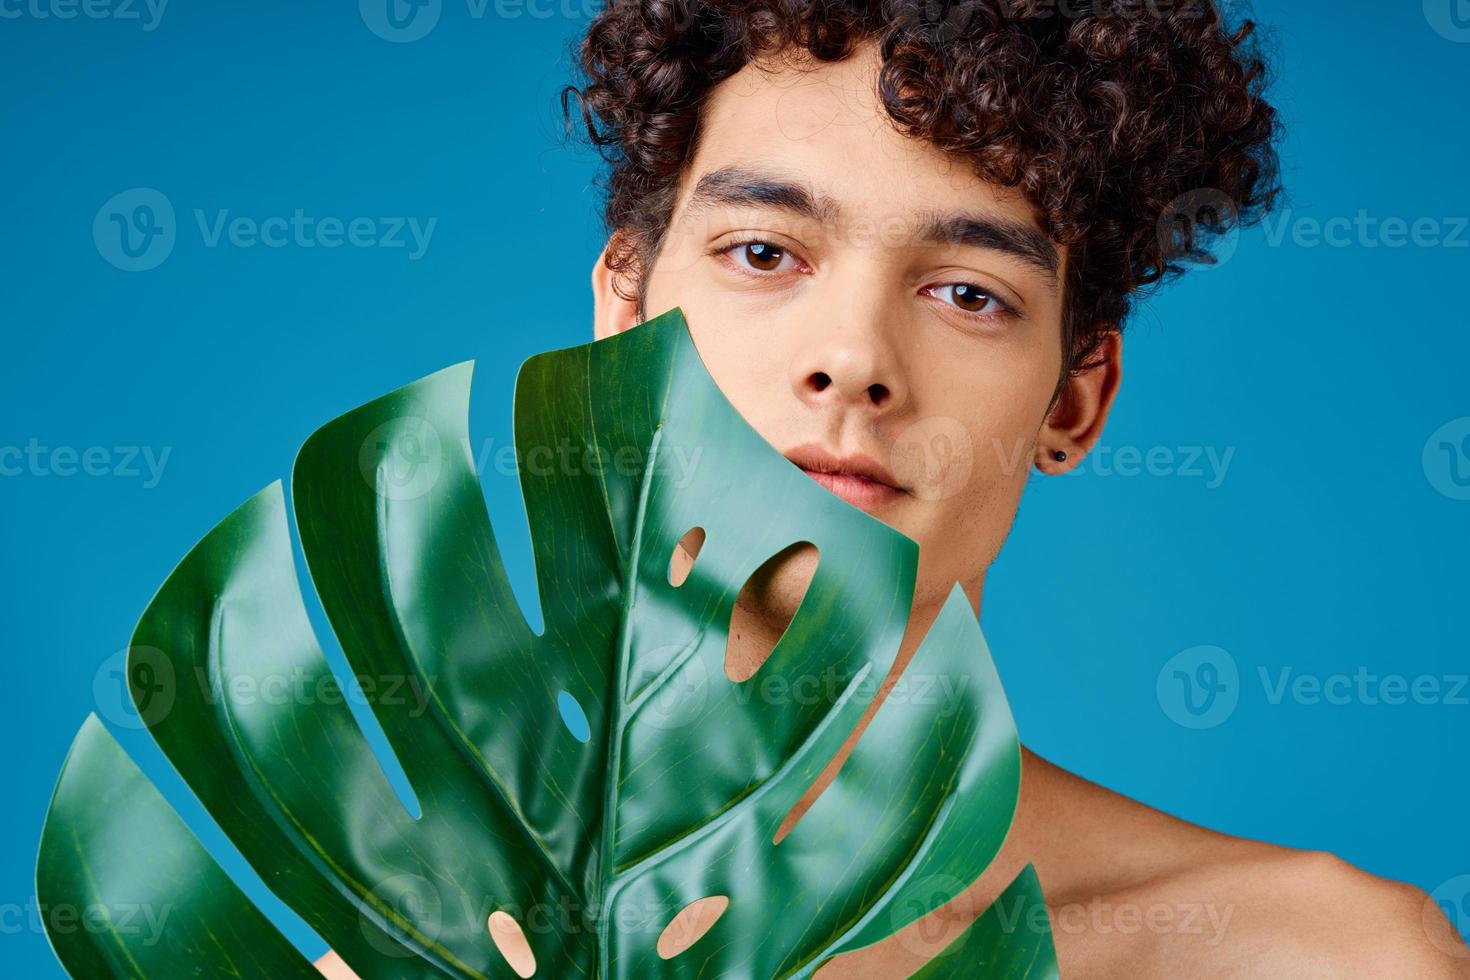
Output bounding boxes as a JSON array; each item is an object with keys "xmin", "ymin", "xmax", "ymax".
[
  {"xmin": 1100, "ymin": 845, "xmax": 1470, "ymax": 978},
  {"xmin": 1022, "ymin": 754, "xmax": 1470, "ymax": 978}
]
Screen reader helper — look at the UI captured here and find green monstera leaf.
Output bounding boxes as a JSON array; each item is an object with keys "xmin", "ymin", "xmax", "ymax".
[{"xmin": 36, "ymin": 307, "xmax": 1057, "ymax": 978}]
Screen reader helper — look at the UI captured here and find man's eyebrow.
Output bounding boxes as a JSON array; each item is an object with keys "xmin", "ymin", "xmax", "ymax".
[
  {"xmin": 916, "ymin": 211, "xmax": 1060, "ymax": 285},
  {"xmin": 682, "ymin": 165, "xmax": 1059, "ymax": 285},
  {"xmin": 683, "ymin": 166, "xmax": 841, "ymax": 225}
]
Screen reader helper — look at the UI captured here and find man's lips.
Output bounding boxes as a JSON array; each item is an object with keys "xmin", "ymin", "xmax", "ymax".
[
  {"xmin": 798, "ymin": 468, "xmax": 906, "ymax": 510},
  {"xmin": 781, "ymin": 442, "xmax": 908, "ymax": 511}
]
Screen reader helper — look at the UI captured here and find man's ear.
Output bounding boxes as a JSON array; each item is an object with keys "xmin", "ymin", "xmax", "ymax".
[
  {"xmin": 591, "ymin": 233, "xmax": 643, "ymax": 342},
  {"xmin": 1035, "ymin": 329, "xmax": 1123, "ymax": 474}
]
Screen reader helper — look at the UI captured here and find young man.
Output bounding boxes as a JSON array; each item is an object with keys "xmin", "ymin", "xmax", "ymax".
[
  {"xmin": 569, "ymin": 1, "xmax": 1469, "ymax": 977},
  {"xmin": 320, "ymin": 2, "xmax": 1468, "ymax": 976}
]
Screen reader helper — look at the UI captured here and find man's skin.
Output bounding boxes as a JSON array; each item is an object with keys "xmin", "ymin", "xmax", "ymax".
[{"xmin": 318, "ymin": 41, "xmax": 1469, "ymax": 979}]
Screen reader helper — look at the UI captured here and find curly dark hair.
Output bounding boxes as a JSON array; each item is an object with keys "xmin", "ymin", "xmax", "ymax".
[{"xmin": 562, "ymin": 0, "xmax": 1283, "ymax": 392}]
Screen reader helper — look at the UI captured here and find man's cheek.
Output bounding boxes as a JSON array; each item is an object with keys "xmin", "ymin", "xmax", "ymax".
[{"xmin": 892, "ymin": 415, "xmax": 979, "ymax": 502}]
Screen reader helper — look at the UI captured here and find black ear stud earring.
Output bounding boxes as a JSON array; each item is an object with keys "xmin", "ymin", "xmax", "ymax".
[{"xmin": 1053, "ymin": 450, "xmax": 1067, "ymax": 462}]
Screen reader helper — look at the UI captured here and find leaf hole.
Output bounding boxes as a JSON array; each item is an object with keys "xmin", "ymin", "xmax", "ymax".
[
  {"xmin": 487, "ymin": 910, "xmax": 536, "ymax": 977},
  {"xmin": 556, "ymin": 690, "xmax": 590, "ymax": 743},
  {"xmin": 656, "ymin": 895, "xmax": 729, "ymax": 959},
  {"xmin": 668, "ymin": 526, "xmax": 706, "ymax": 587},
  {"xmin": 725, "ymin": 541, "xmax": 818, "ymax": 683}
]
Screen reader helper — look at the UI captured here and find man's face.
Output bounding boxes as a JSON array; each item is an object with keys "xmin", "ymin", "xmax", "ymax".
[{"xmin": 596, "ymin": 42, "xmax": 1094, "ymax": 623}]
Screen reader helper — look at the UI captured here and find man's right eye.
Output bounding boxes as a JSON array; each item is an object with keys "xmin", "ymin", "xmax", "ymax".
[{"xmin": 721, "ymin": 240, "xmax": 799, "ymax": 274}]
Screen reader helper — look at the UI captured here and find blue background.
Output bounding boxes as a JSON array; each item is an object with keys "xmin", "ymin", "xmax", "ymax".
[{"xmin": 3, "ymin": 0, "xmax": 1468, "ymax": 972}]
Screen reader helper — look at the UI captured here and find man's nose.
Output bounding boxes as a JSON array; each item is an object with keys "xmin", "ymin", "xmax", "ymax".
[{"xmin": 789, "ymin": 315, "xmax": 908, "ymax": 415}]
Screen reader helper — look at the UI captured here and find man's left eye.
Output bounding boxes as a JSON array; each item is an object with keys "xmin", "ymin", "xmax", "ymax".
[{"xmin": 928, "ymin": 283, "xmax": 1008, "ymax": 315}]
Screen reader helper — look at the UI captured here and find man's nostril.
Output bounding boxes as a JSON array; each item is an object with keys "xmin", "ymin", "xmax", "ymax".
[{"xmin": 810, "ymin": 371, "xmax": 831, "ymax": 391}]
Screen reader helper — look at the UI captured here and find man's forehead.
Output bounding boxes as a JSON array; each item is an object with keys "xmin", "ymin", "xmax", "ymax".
[
  {"xmin": 700, "ymin": 47, "xmax": 908, "ymax": 158},
  {"xmin": 688, "ymin": 57, "xmax": 1049, "ymax": 227}
]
